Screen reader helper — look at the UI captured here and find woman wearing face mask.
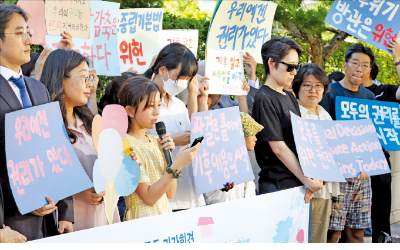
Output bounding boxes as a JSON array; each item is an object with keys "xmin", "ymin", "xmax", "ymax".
[{"xmin": 143, "ymin": 43, "xmax": 206, "ymax": 212}]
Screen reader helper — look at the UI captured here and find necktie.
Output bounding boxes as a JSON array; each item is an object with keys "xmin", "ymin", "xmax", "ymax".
[{"xmin": 9, "ymin": 76, "xmax": 32, "ymax": 109}]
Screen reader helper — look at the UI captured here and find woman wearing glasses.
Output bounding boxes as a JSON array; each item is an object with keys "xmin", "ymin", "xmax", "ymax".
[
  {"xmin": 252, "ymin": 37, "xmax": 324, "ymax": 196},
  {"xmin": 40, "ymin": 49, "xmax": 120, "ymax": 231},
  {"xmin": 292, "ymin": 63, "xmax": 340, "ymax": 243}
]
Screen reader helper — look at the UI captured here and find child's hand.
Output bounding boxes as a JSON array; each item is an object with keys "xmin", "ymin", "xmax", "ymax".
[
  {"xmin": 355, "ymin": 171, "xmax": 368, "ymax": 180},
  {"xmin": 158, "ymin": 133, "xmax": 175, "ymax": 152},
  {"xmin": 73, "ymin": 187, "xmax": 105, "ymax": 206},
  {"xmin": 199, "ymin": 76, "xmax": 210, "ymax": 97},
  {"xmin": 241, "ymin": 78, "xmax": 250, "ymax": 95},
  {"xmin": 172, "ymin": 144, "xmax": 200, "ymax": 171},
  {"xmin": 243, "ymin": 52, "xmax": 257, "ymax": 80},
  {"xmin": 130, "ymin": 147, "xmax": 142, "ymax": 166}
]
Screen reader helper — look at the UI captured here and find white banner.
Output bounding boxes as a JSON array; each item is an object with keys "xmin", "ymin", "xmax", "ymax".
[{"xmin": 34, "ymin": 186, "xmax": 309, "ymax": 243}]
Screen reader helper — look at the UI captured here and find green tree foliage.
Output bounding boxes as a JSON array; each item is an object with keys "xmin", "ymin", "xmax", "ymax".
[{"xmin": 106, "ymin": 0, "xmax": 163, "ymax": 9}]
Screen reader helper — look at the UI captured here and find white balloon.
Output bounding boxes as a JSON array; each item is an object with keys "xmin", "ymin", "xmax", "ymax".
[{"xmin": 98, "ymin": 128, "xmax": 123, "ymax": 181}]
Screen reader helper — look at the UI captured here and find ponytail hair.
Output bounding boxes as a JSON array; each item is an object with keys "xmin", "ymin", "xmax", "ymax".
[{"xmin": 144, "ymin": 43, "xmax": 198, "ymax": 82}]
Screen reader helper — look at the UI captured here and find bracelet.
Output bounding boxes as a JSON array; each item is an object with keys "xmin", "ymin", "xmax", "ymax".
[
  {"xmin": 166, "ymin": 165, "xmax": 182, "ymax": 179},
  {"xmin": 395, "ymin": 61, "xmax": 400, "ymax": 67}
]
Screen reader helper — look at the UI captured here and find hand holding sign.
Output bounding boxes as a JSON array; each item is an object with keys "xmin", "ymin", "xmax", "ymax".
[
  {"xmin": 74, "ymin": 187, "xmax": 105, "ymax": 206},
  {"xmin": 31, "ymin": 197, "xmax": 58, "ymax": 216}
]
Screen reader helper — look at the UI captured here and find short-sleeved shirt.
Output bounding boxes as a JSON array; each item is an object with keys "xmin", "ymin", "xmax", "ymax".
[
  {"xmin": 252, "ymin": 85, "xmax": 302, "ymax": 189},
  {"xmin": 319, "ymin": 81, "xmax": 375, "ymax": 120},
  {"xmin": 124, "ymin": 134, "xmax": 172, "ymax": 220},
  {"xmin": 365, "ymin": 83, "xmax": 399, "ymax": 103}
]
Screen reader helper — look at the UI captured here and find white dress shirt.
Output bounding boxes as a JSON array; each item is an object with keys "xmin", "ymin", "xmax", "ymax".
[
  {"xmin": 0, "ymin": 66, "xmax": 30, "ymax": 106},
  {"xmin": 248, "ymin": 77, "xmax": 261, "ymax": 89},
  {"xmin": 147, "ymin": 94, "xmax": 206, "ymax": 210},
  {"xmin": 298, "ymin": 104, "xmax": 341, "ymax": 199}
]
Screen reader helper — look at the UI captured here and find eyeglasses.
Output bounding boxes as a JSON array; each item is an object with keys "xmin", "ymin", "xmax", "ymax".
[
  {"xmin": 65, "ymin": 75, "xmax": 94, "ymax": 86},
  {"xmin": 302, "ymin": 83, "xmax": 324, "ymax": 91},
  {"xmin": 347, "ymin": 60, "xmax": 371, "ymax": 70},
  {"xmin": 4, "ymin": 28, "xmax": 34, "ymax": 40},
  {"xmin": 278, "ymin": 61, "xmax": 302, "ymax": 72}
]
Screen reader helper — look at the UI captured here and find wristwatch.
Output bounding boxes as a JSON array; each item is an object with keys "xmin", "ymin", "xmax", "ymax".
[{"xmin": 166, "ymin": 165, "xmax": 182, "ymax": 178}]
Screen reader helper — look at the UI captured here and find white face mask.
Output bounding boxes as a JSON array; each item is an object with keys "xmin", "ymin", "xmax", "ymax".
[{"xmin": 162, "ymin": 70, "xmax": 188, "ymax": 96}]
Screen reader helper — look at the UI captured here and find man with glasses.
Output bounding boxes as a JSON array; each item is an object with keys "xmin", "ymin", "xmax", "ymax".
[
  {"xmin": 320, "ymin": 43, "xmax": 375, "ymax": 243},
  {"xmin": 0, "ymin": 4, "xmax": 73, "ymax": 241}
]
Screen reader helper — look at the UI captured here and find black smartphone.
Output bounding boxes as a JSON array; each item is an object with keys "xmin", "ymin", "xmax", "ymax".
[{"xmin": 190, "ymin": 136, "xmax": 204, "ymax": 147}]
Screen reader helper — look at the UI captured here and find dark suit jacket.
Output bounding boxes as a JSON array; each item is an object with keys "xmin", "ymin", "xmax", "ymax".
[{"xmin": 0, "ymin": 75, "xmax": 74, "ymax": 241}]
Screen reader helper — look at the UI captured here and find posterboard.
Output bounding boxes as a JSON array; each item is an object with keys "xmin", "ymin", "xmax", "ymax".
[
  {"xmin": 46, "ymin": 1, "xmax": 121, "ymax": 76},
  {"xmin": 45, "ymin": 0, "xmax": 91, "ymax": 39},
  {"xmin": 35, "ymin": 186, "xmax": 309, "ymax": 243},
  {"xmin": 291, "ymin": 113, "xmax": 346, "ymax": 182},
  {"xmin": 17, "ymin": 0, "xmax": 46, "ymax": 46},
  {"xmin": 158, "ymin": 29, "xmax": 199, "ymax": 57},
  {"xmin": 118, "ymin": 8, "xmax": 164, "ymax": 74},
  {"xmin": 207, "ymin": 0, "xmax": 277, "ymax": 64},
  {"xmin": 292, "ymin": 111, "xmax": 391, "ymax": 178},
  {"xmin": 5, "ymin": 102, "xmax": 93, "ymax": 215},
  {"xmin": 325, "ymin": 0, "xmax": 400, "ymax": 52},
  {"xmin": 335, "ymin": 96, "xmax": 400, "ymax": 151},
  {"xmin": 205, "ymin": 49, "xmax": 246, "ymax": 95},
  {"xmin": 190, "ymin": 107, "xmax": 254, "ymax": 194}
]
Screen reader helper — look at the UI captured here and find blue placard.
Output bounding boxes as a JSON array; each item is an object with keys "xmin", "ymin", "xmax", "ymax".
[
  {"xmin": 335, "ymin": 96, "xmax": 400, "ymax": 151},
  {"xmin": 291, "ymin": 113, "xmax": 346, "ymax": 182},
  {"xmin": 325, "ymin": 0, "xmax": 400, "ymax": 52},
  {"xmin": 5, "ymin": 102, "xmax": 93, "ymax": 215},
  {"xmin": 292, "ymin": 112, "xmax": 391, "ymax": 178},
  {"xmin": 190, "ymin": 106, "xmax": 254, "ymax": 194}
]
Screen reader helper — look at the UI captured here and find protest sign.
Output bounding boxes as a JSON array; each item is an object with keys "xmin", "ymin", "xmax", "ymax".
[
  {"xmin": 190, "ymin": 107, "xmax": 254, "ymax": 194},
  {"xmin": 325, "ymin": 0, "xmax": 400, "ymax": 52},
  {"xmin": 207, "ymin": 1, "xmax": 277, "ymax": 64},
  {"xmin": 335, "ymin": 96, "xmax": 400, "ymax": 151},
  {"xmin": 158, "ymin": 29, "xmax": 199, "ymax": 57},
  {"xmin": 205, "ymin": 49, "xmax": 246, "ymax": 95},
  {"xmin": 291, "ymin": 113, "xmax": 346, "ymax": 182},
  {"xmin": 17, "ymin": 0, "xmax": 46, "ymax": 46},
  {"xmin": 45, "ymin": 0, "xmax": 91, "ymax": 39},
  {"xmin": 118, "ymin": 8, "xmax": 164, "ymax": 74},
  {"xmin": 46, "ymin": 1, "xmax": 121, "ymax": 76},
  {"xmin": 292, "ymin": 112, "xmax": 391, "ymax": 178},
  {"xmin": 5, "ymin": 102, "xmax": 93, "ymax": 215},
  {"xmin": 35, "ymin": 186, "xmax": 309, "ymax": 243}
]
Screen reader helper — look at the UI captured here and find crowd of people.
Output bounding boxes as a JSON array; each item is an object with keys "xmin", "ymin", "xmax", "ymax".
[{"xmin": 0, "ymin": 4, "xmax": 399, "ymax": 243}]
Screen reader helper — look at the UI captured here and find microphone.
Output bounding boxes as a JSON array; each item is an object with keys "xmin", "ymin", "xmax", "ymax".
[{"xmin": 156, "ymin": 122, "xmax": 173, "ymax": 166}]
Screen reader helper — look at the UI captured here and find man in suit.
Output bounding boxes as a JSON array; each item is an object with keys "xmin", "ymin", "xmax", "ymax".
[{"xmin": 0, "ymin": 4, "xmax": 73, "ymax": 241}]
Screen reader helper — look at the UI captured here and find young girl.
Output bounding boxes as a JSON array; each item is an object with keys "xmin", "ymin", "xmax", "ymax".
[{"xmin": 119, "ymin": 76, "xmax": 200, "ymax": 220}]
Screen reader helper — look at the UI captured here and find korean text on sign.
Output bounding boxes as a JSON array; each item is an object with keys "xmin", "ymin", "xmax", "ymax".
[
  {"xmin": 5, "ymin": 102, "xmax": 93, "ymax": 215},
  {"xmin": 205, "ymin": 49, "xmax": 246, "ymax": 96},
  {"xmin": 45, "ymin": 1, "xmax": 121, "ymax": 76},
  {"xmin": 45, "ymin": 0, "xmax": 91, "ymax": 39},
  {"xmin": 118, "ymin": 8, "xmax": 164, "ymax": 74},
  {"xmin": 335, "ymin": 96, "xmax": 400, "ymax": 151},
  {"xmin": 158, "ymin": 30, "xmax": 199, "ymax": 57},
  {"xmin": 190, "ymin": 107, "xmax": 254, "ymax": 195},
  {"xmin": 207, "ymin": 1, "xmax": 277, "ymax": 63},
  {"xmin": 325, "ymin": 0, "xmax": 400, "ymax": 52},
  {"xmin": 290, "ymin": 113, "xmax": 346, "ymax": 182}
]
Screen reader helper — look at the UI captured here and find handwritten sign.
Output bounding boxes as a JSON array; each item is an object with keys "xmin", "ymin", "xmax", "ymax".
[
  {"xmin": 292, "ymin": 112, "xmax": 391, "ymax": 178},
  {"xmin": 36, "ymin": 187, "xmax": 309, "ymax": 243},
  {"xmin": 190, "ymin": 107, "xmax": 254, "ymax": 194},
  {"xmin": 325, "ymin": 0, "xmax": 400, "ymax": 52},
  {"xmin": 335, "ymin": 96, "xmax": 400, "ymax": 151},
  {"xmin": 207, "ymin": 1, "xmax": 277, "ymax": 64},
  {"xmin": 118, "ymin": 8, "xmax": 164, "ymax": 74},
  {"xmin": 17, "ymin": 0, "xmax": 46, "ymax": 46},
  {"xmin": 5, "ymin": 102, "xmax": 93, "ymax": 215},
  {"xmin": 45, "ymin": 0, "xmax": 91, "ymax": 39},
  {"xmin": 205, "ymin": 49, "xmax": 246, "ymax": 95},
  {"xmin": 46, "ymin": 1, "xmax": 121, "ymax": 76},
  {"xmin": 291, "ymin": 113, "xmax": 346, "ymax": 182},
  {"xmin": 158, "ymin": 30, "xmax": 199, "ymax": 57}
]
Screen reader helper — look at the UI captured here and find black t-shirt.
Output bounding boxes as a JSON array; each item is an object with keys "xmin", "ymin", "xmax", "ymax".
[
  {"xmin": 319, "ymin": 82, "xmax": 375, "ymax": 120},
  {"xmin": 365, "ymin": 83, "xmax": 400, "ymax": 103},
  {"xmin": 252, "ymin": 85, "xmax": 302, "ymax": 189}
]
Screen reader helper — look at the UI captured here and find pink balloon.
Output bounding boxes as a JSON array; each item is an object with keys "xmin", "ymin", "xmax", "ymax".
[{"xmin": 102, "ymin": 105, "xmax": 128, "ymax": 141}]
